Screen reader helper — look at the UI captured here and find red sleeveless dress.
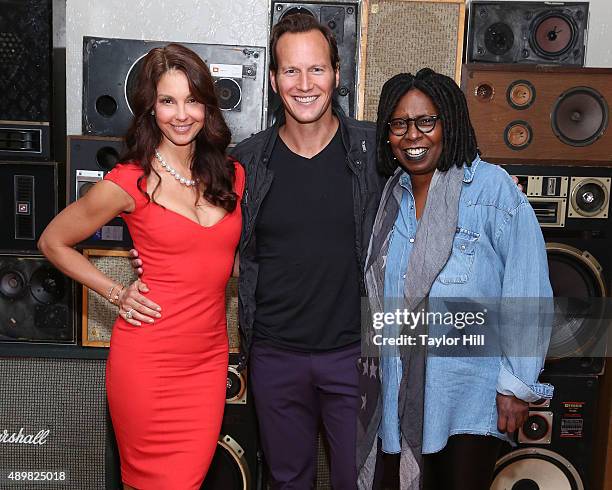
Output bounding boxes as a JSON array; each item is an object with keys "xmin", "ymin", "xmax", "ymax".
[{"xmin": 103, "ymin": 161, "xmax": 244, "ymax": 489}]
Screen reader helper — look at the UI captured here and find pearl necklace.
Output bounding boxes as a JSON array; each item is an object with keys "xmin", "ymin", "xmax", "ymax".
[{"xmin": 154, "ymin": 149, "xmax": 199, "ymax": 187}]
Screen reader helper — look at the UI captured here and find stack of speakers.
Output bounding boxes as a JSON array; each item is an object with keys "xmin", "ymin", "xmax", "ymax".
[
  {"xmin": 463, "ymin": 3, "xmax": 611, "ymax": 489},
  {"xmin": 0, "ymin": 0, "xmax": 75, "ymax": 346}
]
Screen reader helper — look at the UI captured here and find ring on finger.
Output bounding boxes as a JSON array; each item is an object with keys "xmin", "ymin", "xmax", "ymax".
[{"xmin": 125, "ymin": 308, "xmax": 135, "ymax": 320}]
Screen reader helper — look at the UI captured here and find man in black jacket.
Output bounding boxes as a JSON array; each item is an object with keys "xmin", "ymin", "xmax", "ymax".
[{"xmin": 231, "ymin": 14, "xmax": 384, "ymax": 489}]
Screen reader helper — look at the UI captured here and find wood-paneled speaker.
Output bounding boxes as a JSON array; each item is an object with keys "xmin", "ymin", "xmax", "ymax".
[
  {"xmin": 463, "ymin": 64, "xmax": 612, "ymax": 165},
  {"xmin": 466, "ymin": 1, "xmax": 589, "ymax": 65},
  {"xmin": 358, "ymin": 0, "xmax": 466, "ymax": 121},
  {"xmin": 81, "ymin": 249, "xmax": 241, "ymax": 352}
]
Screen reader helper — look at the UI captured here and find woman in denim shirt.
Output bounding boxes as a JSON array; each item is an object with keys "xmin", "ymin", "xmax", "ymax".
[{"xmin": 359, "ymin": 69, "xmax": 553, "ymax": 490}]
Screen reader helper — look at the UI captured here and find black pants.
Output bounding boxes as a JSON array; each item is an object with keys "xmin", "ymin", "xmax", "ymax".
[{"xmin": 374, "ymin": 434, "xmax": 503, "ymax": 490}]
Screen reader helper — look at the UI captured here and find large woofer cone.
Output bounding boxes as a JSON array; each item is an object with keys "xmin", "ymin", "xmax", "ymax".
[
  {"xmin": 201, "ymin": 435, "xmax": 250, "ymax": 490},
  {"xmin": 0, "ymin": 268, "xmax": 26, "ymax": 299},
  {"xmin": 125, "ymin": 55, "xmax": 147, "ymax": 116},
  {"xmin": 491, "ymin": 448, "xmax": 583, "ymax": 490},
  {"xmin": 552, "ymin": 87, "xmax": 608, "ymax": 147},
  {"xmin": 30, "ymin": 266, "xmax": 66, "ymax": 304},
  {"xmin": 531, "ymin": 12, "xmax": 576, "ymax": 58},
  {"xmin": 279, "ymin": 6, "xmax": 316, "ymax": 19},
  {"xmin": 546, "ymin": 243, "xmax": 606, "ymax": 360},
  {"xmin": 484, "ymin": 22, "xmax": 514, "ymax": 56},
  {"xmin": 96, "ymin": 146, "xmax": 120, "ymax": 171},
  {"xmin": 214, "ymin": 78, "xmax": 242, "ymax": 111}
]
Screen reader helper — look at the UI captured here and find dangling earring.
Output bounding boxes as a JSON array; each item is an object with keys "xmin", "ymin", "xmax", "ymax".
[
  {"xmin": 386, "ymin": 140, "xmax": 390, "ymax": 144},
  {"xmin": 150, "ymin": 110, "xmax": 155, "ymax": 116}
]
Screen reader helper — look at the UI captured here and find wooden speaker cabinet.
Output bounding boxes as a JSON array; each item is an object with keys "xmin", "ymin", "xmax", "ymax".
[
  {"xmin": 462, "ymin": 64, "xmax": 612, "ymax": 166},
  {"xmin": 358, "ymin": 0, "xmax": 466, "ymax": 121}
]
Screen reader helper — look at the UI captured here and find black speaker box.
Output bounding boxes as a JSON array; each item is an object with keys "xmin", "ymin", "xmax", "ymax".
[
  {"xmin": 268, "ymin": 1, "xmax": 359, "ymax": 126},
  {"xmin": 503, "ymin": 164, "xmax": 610, "ymax": 376},
  {"xmin": 493, "ymin": 374, "xmax": 598, "ymax": 490},
  {"xmin": 0, "ymin": 253, "xmax": 75, "ymax": 344},
  {"xmin": 67, "ymin": 136, "xmax": 132, "ymax": 250},
  {"xmin": 0, "ymin": 0, "xmax": 53, "ymax": 160},
  {"xmin": 466, "ymin": 1, "xmax": 588, "ymax": 65},
  {"xmin": 202, "ymin": 353, "xmax": 261, "ymax": 489},
  {"xmin": 82, "ymin": 37, "xmax": 266, "ymax": 145},
  {"xmin": 0, "ymin": 161, "xmax": 57, "ymax": 253}
]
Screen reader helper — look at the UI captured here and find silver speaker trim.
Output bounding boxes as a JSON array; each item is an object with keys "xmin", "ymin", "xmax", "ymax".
[
  {"xmin": 226, "ymin": 365, "xmax": 247, "ymax": 405},
  {"xmin": 216, "ymin": 434, "xmax": 251, "ymax": 490},
  {"xmin": 569, "ymin": 176, "xmax": 611, "ymax": 219},
  {"xmin": 493, "ymin": 447, "xmax": 584, "ymax": 490}
]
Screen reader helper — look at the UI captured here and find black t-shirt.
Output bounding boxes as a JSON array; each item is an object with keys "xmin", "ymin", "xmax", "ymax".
[{"xmin": 253, "ymin": 129, "xmax": 361, "ymax": 351}]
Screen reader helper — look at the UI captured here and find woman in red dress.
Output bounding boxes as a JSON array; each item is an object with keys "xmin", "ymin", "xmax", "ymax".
[{"xmin": 39, "ymin": 44, "xmax": 243, "ymax": 489}]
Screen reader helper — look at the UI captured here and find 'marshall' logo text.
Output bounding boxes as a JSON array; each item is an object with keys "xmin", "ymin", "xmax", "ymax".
[{"xmin": 0, "ymin": 428, "xmax": 50, "ymax": 445}]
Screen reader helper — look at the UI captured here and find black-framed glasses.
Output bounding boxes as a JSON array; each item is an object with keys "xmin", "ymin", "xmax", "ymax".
[{"xmin": 388, "ymin": 115, "xmax": 440, "ymax": 136}]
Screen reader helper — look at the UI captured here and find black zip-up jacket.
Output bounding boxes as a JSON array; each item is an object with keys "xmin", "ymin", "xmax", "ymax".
[{"xmin": 230, "ymin": 110, "xmax": 386, "ymax": 369}]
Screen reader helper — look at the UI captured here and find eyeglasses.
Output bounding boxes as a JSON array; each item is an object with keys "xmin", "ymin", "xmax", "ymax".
[{"xmin": 388, "ymin": 115, "xmax": 440, "ymax": 136}]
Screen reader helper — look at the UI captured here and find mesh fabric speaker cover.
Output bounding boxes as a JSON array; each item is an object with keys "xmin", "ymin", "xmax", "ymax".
[
  {"xmin": 0, "ymin": 0, "xmax": 52, "ymax": 121},
  {"xmin": 360, "ymin": 0, "xmax": 464, "ymax": 121},
  {"xmin": 0, "ymin": 357, "xmax": 107, "ymax": 488},
  {"xmin": 83, "ymin": 251, "xmax": 241, "ymax": 351},
  {"xmin": 83, "ymin": 252, "xmax": 138, "ymax": 346}
]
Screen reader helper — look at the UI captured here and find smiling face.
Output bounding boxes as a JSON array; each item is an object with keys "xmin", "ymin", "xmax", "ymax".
[
  {"xmin": 154, "ymin": 69, "xmax": 205, "ymax": 150},
  {"xmin": 388, "ymin": 88, "xmax": 444, "ymax": 177},
  {"xmin": 270, "ymin": 29, "xmax": 339, "ymax": 126}
]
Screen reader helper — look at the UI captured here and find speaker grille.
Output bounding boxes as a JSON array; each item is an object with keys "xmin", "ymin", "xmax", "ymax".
[
  {"xmin": 0, "ymin": 0, "xmax": 52, "ymax": 122},
  {"xmin": 359, "ymin": 0, "xmax": 464, "ymax": 121},
  {"xmin": 0, "ymin": 357, "xmax": 107, "ymax": 488}
]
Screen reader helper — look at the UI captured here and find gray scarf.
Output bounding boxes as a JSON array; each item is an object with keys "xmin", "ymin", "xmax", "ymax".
[{"xmin": 359, "ymin": 163, "xmax": 464, "ymax": 490}]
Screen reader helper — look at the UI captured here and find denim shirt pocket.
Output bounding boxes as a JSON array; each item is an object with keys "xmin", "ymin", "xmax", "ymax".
[{"xmin": 436, "ymin": 227, "xmax": 480, "ymax": 285}]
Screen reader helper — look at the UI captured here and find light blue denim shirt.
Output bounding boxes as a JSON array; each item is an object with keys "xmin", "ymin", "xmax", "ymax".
[{"xmin": 379, "ymin": 157, "xmax": 554, "ymax": 455}]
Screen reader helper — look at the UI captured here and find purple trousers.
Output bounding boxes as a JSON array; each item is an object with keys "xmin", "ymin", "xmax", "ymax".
[{"xmin": 250, "ymin": 340, "xmax": 360, "ymax": 489}]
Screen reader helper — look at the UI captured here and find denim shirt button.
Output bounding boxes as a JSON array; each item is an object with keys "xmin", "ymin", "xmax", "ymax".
[
  {"xmin": 409, "ymin": 238, "xmax": 415, "ymax": 243},
  {"xmin": 460, "ymin": 244, "xmax": 466, "ymax": 251}
]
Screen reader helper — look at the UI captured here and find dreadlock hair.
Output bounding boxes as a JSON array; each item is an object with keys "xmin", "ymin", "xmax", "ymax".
[{"xmin": 375, "ymin": 68, "xmax": 479, "ymax": 177}]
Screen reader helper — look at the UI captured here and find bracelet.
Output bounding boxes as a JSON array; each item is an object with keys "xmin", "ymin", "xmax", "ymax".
[{"xmin": 107, "ymin": 284, "xmax": 125, "ymax": 305}]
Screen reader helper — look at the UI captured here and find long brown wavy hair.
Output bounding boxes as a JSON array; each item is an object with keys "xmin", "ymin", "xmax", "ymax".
[{"xmin": 122, "ymin": 43, "xmax": 236, "ymax": 212}]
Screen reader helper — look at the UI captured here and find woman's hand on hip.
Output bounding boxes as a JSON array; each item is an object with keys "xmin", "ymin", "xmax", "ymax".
[{"xmin": 118, "ymin": 280, "xmax": 162, "ymax": 326}]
